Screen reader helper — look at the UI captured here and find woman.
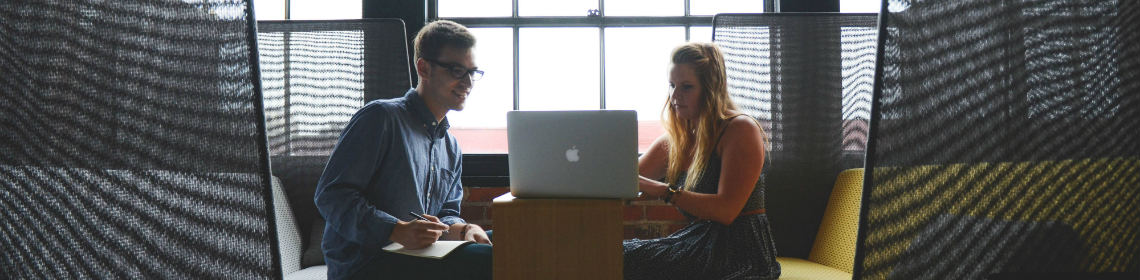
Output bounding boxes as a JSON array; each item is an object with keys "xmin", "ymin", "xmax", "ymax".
[{"xmin": 624, "ymin": 42, "xmax": 780, "ymax": 280}]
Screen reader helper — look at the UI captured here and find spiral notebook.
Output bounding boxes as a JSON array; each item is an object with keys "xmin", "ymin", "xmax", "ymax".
[{"xmin": 382, "ymin": 240, "xmax": 473, "ymax": 259}]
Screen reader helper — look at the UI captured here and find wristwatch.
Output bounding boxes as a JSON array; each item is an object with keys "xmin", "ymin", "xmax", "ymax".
[{"xmin": 663, "ymin": 185, "xmax": 681, "ymax": 204}]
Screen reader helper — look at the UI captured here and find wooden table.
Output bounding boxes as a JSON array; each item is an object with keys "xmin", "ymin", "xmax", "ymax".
[{"xmin": 492, "ymin": 193, "xmax": 623, "ymax": 280}]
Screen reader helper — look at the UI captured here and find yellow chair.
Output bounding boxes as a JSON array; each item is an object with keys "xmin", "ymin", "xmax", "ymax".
[{"xmin": 777, "ymin": 168, "xmax": 863, "ymax": 280}]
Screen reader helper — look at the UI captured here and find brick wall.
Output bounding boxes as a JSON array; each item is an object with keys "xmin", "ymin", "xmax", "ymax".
[{"xmin": 460, "ymin": 187, "xmax": 689, "ymax": 240}]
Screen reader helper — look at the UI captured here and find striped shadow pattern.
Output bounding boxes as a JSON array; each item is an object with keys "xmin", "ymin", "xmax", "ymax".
[
  {"xmin": 0, "ymin": 0, "xmax": 277, "ymax": 278},
  {"xmin": 860, "ymin": 0, "xmax": 1140, "ymax": 279},
  {"xmin": 713, "ymin": 13, "xmax": 878, "ymax": 258}
]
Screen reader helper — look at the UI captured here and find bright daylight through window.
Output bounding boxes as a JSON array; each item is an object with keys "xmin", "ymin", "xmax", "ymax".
[
  {"xmin": 440, "ymin": 0, "xmax": 766, "ymax": 154},
  {"xmin": 253, "ymin": 0, "xmax": 881, "ymax": 155}
]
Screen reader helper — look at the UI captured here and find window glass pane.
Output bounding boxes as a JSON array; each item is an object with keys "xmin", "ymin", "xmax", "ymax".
[
  {"xmin": 519, "ymin": 0, "xmax": 596, "ymax": 17},
  {"xmin": 841, "ymin": 0, "xmax": 881, "ymax": 13},
  {"xmin": 841, "ymin": 26, "xmax": 877, "ymax": 151},
  {"xmin": 439, "ymin": 0, "xmax": 511, "ymax": 17},
  {"xmin": 689, "ymin": 26, "xmax": 713, "ymax": 42},
  {"xmin": 519, "ymin": 27, "xmax": 599, "ymax": 110},
  {"xmin": 290, "ymin": 0, "xmax": 361, "ymax": 20},
  {"xmin": 254, "ymin": 0, "xmax": 285, "ymax": 20},
  {"xmin": 605, "ymin": 0, "xmax": 683, "ymax": 16},
  {"xmin": 448, "ymin": 28, "xmax": 514, "ymax": 154},
  {"xmin": 690, "ymin": 0, "xmax": 765, "ymax": 16},
  {"xmin": 604, "ymin": 27, "xmax": 684, "ymax": 152}
]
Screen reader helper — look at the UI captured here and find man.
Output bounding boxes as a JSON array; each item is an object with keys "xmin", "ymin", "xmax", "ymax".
[{"xmin": 314, "ymin": 20, "xmax": 491, "ymax": 280}]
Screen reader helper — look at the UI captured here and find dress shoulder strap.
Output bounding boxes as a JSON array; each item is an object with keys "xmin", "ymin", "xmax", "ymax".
[{"xmin": 714, "ymin": 114, "xmax": 750, "ymax": 151}]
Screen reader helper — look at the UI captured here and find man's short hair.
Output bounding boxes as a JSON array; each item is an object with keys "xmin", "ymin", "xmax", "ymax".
[{"xmin": 413, "ymin": 20, "xmax": 476, "ymax": 62}]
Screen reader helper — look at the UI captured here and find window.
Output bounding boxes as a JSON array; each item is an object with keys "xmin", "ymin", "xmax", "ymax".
[
  {"xmin": 840, "ymin": 0, "xmax": 881, "ymax": 13},
  {"xmin": 435, "ymin": 0, "xmax": 771, "ymax": 155},
  {"xmin": 253, "ymin": 0, "xmax": 362, "ymax": 20}
]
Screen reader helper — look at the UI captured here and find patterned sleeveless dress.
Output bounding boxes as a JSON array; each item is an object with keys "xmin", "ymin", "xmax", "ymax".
[{"xmin": 623, "ymin": 116, "xmax": 781, "ymax": 280}]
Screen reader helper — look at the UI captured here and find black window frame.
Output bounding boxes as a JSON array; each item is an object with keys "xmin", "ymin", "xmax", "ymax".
[{"xmin": 435, "ymin": 0, "xmax": 777, "ymax": 187}]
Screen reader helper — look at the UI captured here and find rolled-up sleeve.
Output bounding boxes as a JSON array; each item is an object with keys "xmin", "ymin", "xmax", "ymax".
[{"xmin": 314, "ymin": 104, "xmax": 399, "ymax": 248}]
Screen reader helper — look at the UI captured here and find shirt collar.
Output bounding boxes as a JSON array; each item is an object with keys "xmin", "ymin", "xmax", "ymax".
[{"xmin": 404, "ymin": 89, "xmax": 450, "ymax": 137}]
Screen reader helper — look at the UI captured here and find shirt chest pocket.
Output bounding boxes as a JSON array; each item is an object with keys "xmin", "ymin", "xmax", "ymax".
[{"xmin": 431, "ymin": 168, "xmax": 457, "ymax": 201}]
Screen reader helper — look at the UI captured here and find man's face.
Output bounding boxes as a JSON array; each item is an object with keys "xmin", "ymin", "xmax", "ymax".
[{"xmin": 421, "ymin": 46, "xmax": 476, "ymax": 112}]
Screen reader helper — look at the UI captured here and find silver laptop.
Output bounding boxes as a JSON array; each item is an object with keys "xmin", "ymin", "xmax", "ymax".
[{"xmin": 507, "ymin": 110, "xmax": 639, "ymax": 198}]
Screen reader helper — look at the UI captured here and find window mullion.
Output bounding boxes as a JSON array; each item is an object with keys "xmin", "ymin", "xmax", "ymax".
[
  {"xmin": 513, "ymin": 26, "xmax": 520, "ymax": 111},
  {"xmin": 513, "ymin": 0, "xmax": 519, "ymax": 110},
  {"xmin": 598, "ymin": 0, "xmax": 605, "ymax": 109}
]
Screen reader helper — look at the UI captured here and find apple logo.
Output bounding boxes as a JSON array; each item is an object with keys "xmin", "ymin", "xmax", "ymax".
[{"xmin": 565, "ymin": 145, "xmax": 580, "ymax": 162}]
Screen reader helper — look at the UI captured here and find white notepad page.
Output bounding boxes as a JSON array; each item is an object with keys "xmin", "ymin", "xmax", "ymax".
[{"xmin": 382, "ymin": 240, "xmax": 472, "ymax": 259}]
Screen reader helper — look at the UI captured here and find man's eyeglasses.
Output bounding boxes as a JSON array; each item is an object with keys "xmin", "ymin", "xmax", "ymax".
[{"xmin": 424, "ymin": 58, "xmax": 484, "ymax": 81}]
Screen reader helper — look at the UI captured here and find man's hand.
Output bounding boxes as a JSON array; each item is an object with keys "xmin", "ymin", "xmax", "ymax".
[
  {"xmin": 463, "ymin": 224, "xmax": 492, "ymax": 245},
  {"xmin": 389, "ymin": 214, "xmax": 449, "ymax": 249},
  {"xmin": 445, "ymin": 223, "xmax": 491, "ymax": 245}
]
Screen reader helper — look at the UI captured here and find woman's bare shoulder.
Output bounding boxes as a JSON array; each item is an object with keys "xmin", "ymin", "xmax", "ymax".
[{"xmin": 721, "ymin": 115, "xmax": 765, "ymax": 148}]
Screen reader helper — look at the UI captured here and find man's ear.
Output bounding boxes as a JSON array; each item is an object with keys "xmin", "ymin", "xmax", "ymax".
[{"xmin": 415, "ymin": 58, "xmax": 431, "ymax": 83}]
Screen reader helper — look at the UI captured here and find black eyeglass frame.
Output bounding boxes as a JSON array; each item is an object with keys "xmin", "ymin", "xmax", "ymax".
[{"xmin": 424, "ymin": 57, "xmax": 484, "ymax": 81}]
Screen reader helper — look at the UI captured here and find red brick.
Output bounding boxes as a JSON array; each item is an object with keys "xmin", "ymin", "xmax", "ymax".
[
  {"xmin": 464, "ymin": 187, "xmax": 509, "ymax": 202},
  {"xmin": 623, "ymin": 224, "xmax": 646, "ymax": 239},
  {"xmin": 666, "ymin": 223, "xmax": 689, "ymax": 235},
  {"xmin": 623, "ymin": 205, "xmax": 644, "ymax": 221},
  {"xmin": 645, "ymin": 205, "xmax": 687, "ymax": 221},
  {"xmin": 623, "ymin": 226, "xmax": 639, "ymax": 240},
  {"xmin": 624, "ymin": 223, "xmax": 669, "ymax": 240}
]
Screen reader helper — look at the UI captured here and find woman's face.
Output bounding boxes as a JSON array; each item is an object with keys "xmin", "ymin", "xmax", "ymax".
[{"xmin": 669, "ymin": 63, "xmax": 701, "ymax": 120}]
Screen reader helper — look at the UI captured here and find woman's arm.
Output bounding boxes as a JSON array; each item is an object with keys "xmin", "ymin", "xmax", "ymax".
[
  {"xmin": 637, "ymin": 135, "xmax": 672, "ymax": 199},
  {"xmin": 638, "ymin": 134, "xmax": 670, "ymax": 180},
  {"xmin": 672, "ymin": 117, "xmax": 766, "ymax": 225}
]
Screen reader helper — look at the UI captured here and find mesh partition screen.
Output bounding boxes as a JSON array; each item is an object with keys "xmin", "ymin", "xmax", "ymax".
[
  {"xmin": 713, "ymin": 13, "xmax": 879, "ymax": 258},
  {"xmin": 255, "ymin": 19, "xmax": 412, "ymax": 267},
  {"xmin": 858, "ymin": 0, "xmax": 1140, "ymax": 279},
  {"xmin": 0, "ymin": 0, "xmax": 277, "ymax": 278},
  {"xmin": 257, "ymin": 19, "xmax": 411, "ymax": 158}
]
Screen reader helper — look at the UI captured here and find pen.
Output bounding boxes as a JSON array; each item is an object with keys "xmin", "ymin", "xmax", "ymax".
[
  {"xmin": 408, "ymin": 212, "xmax": 430, "ymax": 221},
  {"xmin": 409, "ymin": 212, "xmax": 449, "ymax": 235}
]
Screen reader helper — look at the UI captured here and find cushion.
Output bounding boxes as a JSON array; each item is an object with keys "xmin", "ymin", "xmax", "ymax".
[
  {"xmin": 776, "ymin": 257, "xmax": 852, "ymax": 280},
  {"xmin": 808, "ymin": 168, "xmax": 863, "ymax": 273},
  {"xmin": 272, "ymin": 176, "xmax": 303, "ymax": 274},
  {"xmin": 285, "ymin": 265, "xmax": 328, "ymax": 280}
]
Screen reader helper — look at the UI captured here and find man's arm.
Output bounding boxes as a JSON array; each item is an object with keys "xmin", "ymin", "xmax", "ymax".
[
  {"xmin": 313, "ymin": 104, "xmax": 399, "ymax": 248},
  {"xmin": 435, "ymin": 148, "xmax": 491, "ymax": 244}
]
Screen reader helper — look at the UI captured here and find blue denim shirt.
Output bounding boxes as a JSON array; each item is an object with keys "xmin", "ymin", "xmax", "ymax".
[{"xmin": 314, "ymin": 89, "xmax": 465, "ymax": 279}]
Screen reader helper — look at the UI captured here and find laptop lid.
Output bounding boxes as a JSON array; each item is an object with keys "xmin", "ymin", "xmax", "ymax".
[{"xmin": 507, "ymin": 110, "xmax": 639, "ymax": 198}]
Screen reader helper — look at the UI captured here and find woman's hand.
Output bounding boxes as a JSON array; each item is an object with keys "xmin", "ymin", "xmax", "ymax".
[{"xmin": 639, "ymin": 175, "xmax": 669, "ymax": 200}]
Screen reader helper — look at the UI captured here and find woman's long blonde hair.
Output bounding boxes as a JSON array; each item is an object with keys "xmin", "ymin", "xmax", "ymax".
[{"xmin": 664, "ymin": 42, "xmax": 739, "ymax": 191}]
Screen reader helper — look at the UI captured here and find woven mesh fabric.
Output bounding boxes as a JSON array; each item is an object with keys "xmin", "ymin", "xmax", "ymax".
[
  {"xmin": 255, "ymin": 19, "xmax": 412, "ymax": 268},
  {"xmin": 713, "ymin": 13, "xmax": 878, "ymax": 258},
  {"xmin": 809, "ymin": 168, "xmax": 864, "ymax": 273},
  {"xmin": 272, "ymin": 176, "xmax": 302, "ymax": 275},
  {"xmin": 257, "ymin": 19, "xmax": 412, "ymax": 158},
  {"xmin": 0, "ymin": 0, "xmax": 276, "ymax": 278},
  {"xmin": 859, "ymin": 0, "xmax": 1140, "ymax": 279}
]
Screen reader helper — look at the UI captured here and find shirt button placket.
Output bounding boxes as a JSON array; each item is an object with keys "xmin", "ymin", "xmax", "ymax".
[{"xmin": 424, "ymin": 139, "xmax": 430, "ymax": 202}]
